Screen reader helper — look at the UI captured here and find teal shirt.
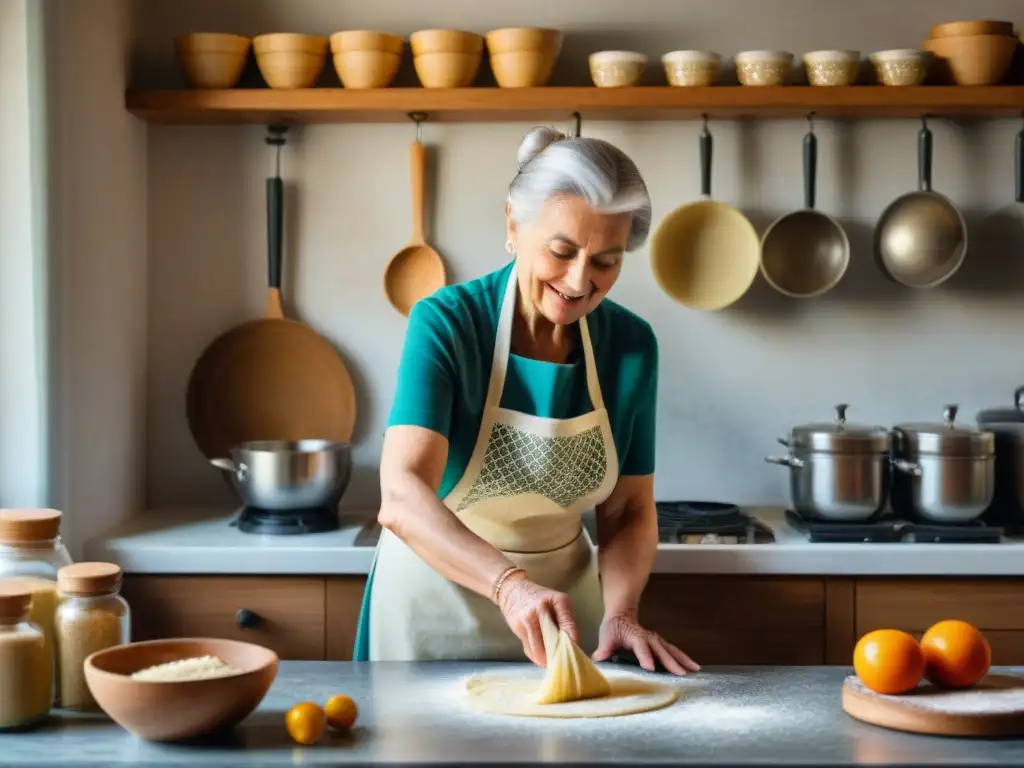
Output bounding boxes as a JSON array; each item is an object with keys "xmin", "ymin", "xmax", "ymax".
[{"xmin": 387, "ymin": 260, "xmax": 659, "ymax": 491}]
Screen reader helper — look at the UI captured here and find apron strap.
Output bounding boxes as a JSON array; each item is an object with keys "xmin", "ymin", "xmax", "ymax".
[{"xmin": 485, "ymin": 262, "xmax": 606, "ymax": 412}]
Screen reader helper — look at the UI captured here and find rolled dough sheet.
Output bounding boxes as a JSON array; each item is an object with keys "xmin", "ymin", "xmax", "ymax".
[{"xmin": 465, "ymin": 672, "xmax": 678, "ymax": 719}]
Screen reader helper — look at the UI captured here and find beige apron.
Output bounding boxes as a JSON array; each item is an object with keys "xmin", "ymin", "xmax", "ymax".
[{"xmin": 368, "ymin": 265, "xmax": 619, "ymax": 661}]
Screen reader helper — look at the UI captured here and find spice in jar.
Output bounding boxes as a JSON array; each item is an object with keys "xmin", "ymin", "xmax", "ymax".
[
  {"xmin": 0, "ymin": 581, "xmax": 54, "ymax": 730},
  {"xmin": 55, "ymin": 562, "xmax": 130, "ymax": 711},
  {"xmin": 5, "ymin": 577, "xmax": 59, "ymax": 675}
]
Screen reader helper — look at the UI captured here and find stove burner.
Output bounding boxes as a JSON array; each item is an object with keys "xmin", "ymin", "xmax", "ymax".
[
  {"xmin": 656, "ymin": 501, "xmax": 774, "ymax": 544},
  {"xmin": 785, "ymin": 510, "xmax": 1003, "ymax": 544},
  {"xmin": 232, "ymin": 505, "xmax": 339, "ymax": 535}
]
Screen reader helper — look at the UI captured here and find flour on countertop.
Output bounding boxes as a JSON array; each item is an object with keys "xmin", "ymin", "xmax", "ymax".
[{"xmin": 845, "ymin": 675, "xmax": 1024, "ymax": 714}]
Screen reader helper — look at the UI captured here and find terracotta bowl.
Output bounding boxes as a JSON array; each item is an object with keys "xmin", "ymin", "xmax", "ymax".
[
  {"xmin": 84, "ymin": 638, "xmax": 279, "ymax": 742},
  {"xmin": 174, "ymin": 33, "xmax": 251, "ymax": 89},
  {"xmin": 923, "ymin": 33, "xmax": 1017, "ymax": 85}
]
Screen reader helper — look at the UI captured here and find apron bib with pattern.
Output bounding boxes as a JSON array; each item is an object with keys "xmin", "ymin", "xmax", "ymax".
[{"xmin": 360, "ymin": 264, "xmax": 619, "ymax": 661}]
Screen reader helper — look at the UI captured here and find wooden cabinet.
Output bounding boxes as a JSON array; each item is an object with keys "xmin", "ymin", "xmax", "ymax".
[
  {"xmin": 122, "ymin": 575, "xmax": 329, "ymax": 660},
  {"xmin": 121, "ymin": 573, "xmax": 1024, "ymax": 664},
  {"xmin": 856, "ymin": 578, "xmax": 1024, "ymax": 665},
  {"xmin": 640, "ymin": 576, "xmax": 826, "ymax": 664}
]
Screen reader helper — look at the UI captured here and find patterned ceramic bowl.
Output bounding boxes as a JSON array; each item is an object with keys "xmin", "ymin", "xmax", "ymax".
[
  {"xmin": 661, "ymin": 50, "xmax": 721, "ymax": 86},
  {"xmin": 589, "ymin": 50, "xmax": 647, "ymax": 87},
  {"xmin": 734, "ymin": 50, "xmax": 793, "ymax": 85},
  {"xmin": 868, "ymin": 49, "xmax": 927, "ymax": 86},
  {"xmin": 803, "ymin": 50, "xmax": 860, "ymax": 86}
]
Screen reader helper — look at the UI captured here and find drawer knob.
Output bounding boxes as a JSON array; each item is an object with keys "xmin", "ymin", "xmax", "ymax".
[{"xmin": 236, "ymin": 608, "xmax": 261, "ymax": 630}]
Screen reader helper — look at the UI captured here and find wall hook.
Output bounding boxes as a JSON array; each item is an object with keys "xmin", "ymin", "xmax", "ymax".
[
  {"xmin": 806, "ymin": 112, "xmax": 815, "ymax": 134},
  {"xmin": 920, "ymin": 114, "xmax": 929, "ymax": 130},
  {"xmin": 266, "ymin": 125, "xmax": 287, "ymax": 176},
  {"xmin": 702, "ymin": 113, "xmax": 709, "ymax": 132},
  {"xmin": 572, "ymin": 111, "xmax": 582, "ymax": 138},
  {"xmin": 408, "ymin": 112, "xmax": 427, "ymax": 142}
]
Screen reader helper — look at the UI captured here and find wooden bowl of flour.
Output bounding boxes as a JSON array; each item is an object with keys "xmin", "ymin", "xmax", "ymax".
[{"xmin": 84, "ymin": 638, "xmax": 278, "ymax": 741}]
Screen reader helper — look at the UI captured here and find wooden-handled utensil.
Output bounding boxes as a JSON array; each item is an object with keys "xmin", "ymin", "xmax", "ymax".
[
  {"xmin": 186, "ymin": 133, "xmax": 358, "ymax": 462},
  {"xmin": 383, "ymin": 135, "xmax": 447, "ymax": 317}
]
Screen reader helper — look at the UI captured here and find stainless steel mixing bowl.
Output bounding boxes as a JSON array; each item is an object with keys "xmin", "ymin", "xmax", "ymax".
[{"xmin": 211, "ymin": 439, "xmax": 352, "ymax": 510}]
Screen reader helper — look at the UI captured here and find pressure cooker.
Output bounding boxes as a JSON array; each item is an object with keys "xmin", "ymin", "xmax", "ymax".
[
  {"xmin": 890, "ymin": 405, "xmax": 995, "ymax": 524},
  {"xmin": 765, "ymin": 404, "xmax": 891, "ymax": 521}
]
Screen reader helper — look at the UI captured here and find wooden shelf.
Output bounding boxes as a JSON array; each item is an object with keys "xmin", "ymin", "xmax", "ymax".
[{"xmin": 125, "ymin": 86, "xmax": 1024, "ymax": 125}]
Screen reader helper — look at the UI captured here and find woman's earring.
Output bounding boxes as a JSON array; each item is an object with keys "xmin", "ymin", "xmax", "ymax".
[{"xmin": 505, "ymin": 239, "xmax": 514, "ymax": 255}]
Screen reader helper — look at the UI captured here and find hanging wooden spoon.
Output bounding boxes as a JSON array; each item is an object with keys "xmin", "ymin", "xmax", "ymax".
[{"xmin": 383, "ymin": 130, "xmax": 447, "ymax": 317}]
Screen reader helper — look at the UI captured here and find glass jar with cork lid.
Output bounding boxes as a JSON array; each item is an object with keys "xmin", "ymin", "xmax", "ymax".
[
  {"xmin": 0, "ymin": 581, "xmax": 54, "ymax": 730},
  {"xmin": 55, "ymin": 562, "xmax": 130, "ymax": 711},
  {"xmin": 0, "ymin": 509, "xmax": 73, "ymax": 695}
]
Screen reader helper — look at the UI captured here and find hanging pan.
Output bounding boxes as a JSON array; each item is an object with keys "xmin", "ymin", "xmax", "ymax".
[
  {"xmin": 185, "ymin": 129, "xmax": 358, "ymax": 462},
  {"xmin": 650, "ymin": 117, "xmax": 761, "ymax": 310},
  {"xmin": 760, "ymin": 116, "xmax": 850, "ymax": 297},
  {"xmin": 874, "ymin": 116, "xmax": 967, "ymax": 288}
]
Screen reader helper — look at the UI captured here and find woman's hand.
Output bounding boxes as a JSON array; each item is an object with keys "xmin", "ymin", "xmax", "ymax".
[
  {"xmin": 497, "ymin": 573, "xmax": 578, "ymax": 667},
  {"xmin": 592, "ymin": 611, "xmax": 700, "ymax": 676}
]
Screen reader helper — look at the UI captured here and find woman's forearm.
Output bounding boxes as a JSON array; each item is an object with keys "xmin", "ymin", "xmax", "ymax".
[
  {"xmin": 596, "ymin": 495, "xmax": 658, "ymax": 619},
  {"xmin": 379, "ymin": 470, "xmax": 516, "ymax": 600}
]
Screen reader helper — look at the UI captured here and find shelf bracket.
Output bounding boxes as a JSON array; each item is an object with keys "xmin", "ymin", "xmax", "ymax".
[{"xmin": 408, "ymin": 112, "xmax": 427, "ymax": 142}]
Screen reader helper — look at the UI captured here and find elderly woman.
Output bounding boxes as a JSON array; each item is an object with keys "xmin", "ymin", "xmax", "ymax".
[{"xmin": 352, "ymin": 127, "xmax": 698, "ymax": 676}]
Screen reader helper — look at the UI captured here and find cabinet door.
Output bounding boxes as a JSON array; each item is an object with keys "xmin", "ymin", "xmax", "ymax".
[
  {"xmin": 856, "ymin": 578, "xmax": 1024, "ymax": 665},
  {"xmin": 122, "ymin": 575, "xmax": 326, "ymax": 660},
  {"xmin": 640, "ymin": 575, "xmax": 826, "ymax": 664},
  {"xmin": 326, "ymin": 577, "xmax": 368, "ymax": 660}
]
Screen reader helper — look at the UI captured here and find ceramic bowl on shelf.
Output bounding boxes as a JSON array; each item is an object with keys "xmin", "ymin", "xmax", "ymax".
[
  {"xmin": 868, "ymin": 49, "xmax": 928, "ymax": 86},
  {"xmin": 485, "ymin": 27, "xmax": 563, "ymax": 88},
  {"xmin": 802, "ymin": 50, "xmax": 860, "ymax": 86},
  {"xmin": 329, "ymin": 30, "xmax": 404, "ymax": 89},
  {"xmin": 83, "ymin": 638, "xmax": 279, "ymax": 742},
  {"xmin": 930, "ymin": 19, "xmax": 1015, "ymax": 39},
  {"xmin": 734, "ymin": 50, "xmax": 793, "ymax": 85},
  {"xmin": 661, "ymin": 50, "xmax": 721, "ymax": 86},
  {"xmin": 253, "ymin": 33, "xmax": 329, "ymax": 89},
  {"xmin": 589, "ymin": 51, "xmax": 647, "ymax": 87},
  {"xmin": 174, "ymin": 33, "xmax": 251, "ymax": 89},
  {"xmin": 410, "ymin": 29, "xmax": 483, "ymax": 87},
  {"xmin": 922, "ymin": 33, "xmax": 1017, "ymax": 85}
]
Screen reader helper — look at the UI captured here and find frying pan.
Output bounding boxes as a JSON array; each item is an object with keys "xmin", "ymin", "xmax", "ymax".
[
  {"xmin": 185, "ymin": 143, "xmax": 357, "ymax": 462},
  {"xmin": 874, "ymin": 117, "xmax": 967, "ymax": 288},
  {"xmin": 650, "ymin": 119, "xmax": 761, "ymax": 310},
  {"xmin": 760, "ymin": 121, "xmax": 850, "ymax": 297}
]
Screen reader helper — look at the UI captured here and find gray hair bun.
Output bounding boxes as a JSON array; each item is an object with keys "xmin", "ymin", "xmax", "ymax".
[{"xmin": 516, "ymin": 126, "xmax": 568, "ymax": 170}]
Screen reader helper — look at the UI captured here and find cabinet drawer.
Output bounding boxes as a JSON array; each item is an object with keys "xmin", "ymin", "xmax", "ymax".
[
  {"xmin": 122, "ymin": 575, "xmax": 326, "ymax": 660},
  {"xmin": 857, "ymin": 578, "xmax": 1024, "ymax": 632}
]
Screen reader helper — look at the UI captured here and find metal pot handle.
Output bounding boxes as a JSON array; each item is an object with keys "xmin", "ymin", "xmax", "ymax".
[
  {"xmin": 765, "ymin": 455, "xmax": 805, "ymax": 468},
  {"xmin": 777, "ymin": 437, "xmax": 790, "ymax": 448},
  {"xmin": 210, "ymin": 458, "xmax": 249, "ymax": 482}
]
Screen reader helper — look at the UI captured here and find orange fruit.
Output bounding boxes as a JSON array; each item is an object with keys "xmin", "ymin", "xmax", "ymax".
[
  {"xmin": 324, "ymin": 694, "xmax": 358, "ymax": 731},
  {"xmin": 286, "ymin": 701, "xmax": 326, "ymax": 745},
  {"xmin": 920, "ymin": 619, "xmax": 991, "ymax": 689},
  {"xmin": 853, "ymin": 629, "xmax": 925, "ymax": 695}
]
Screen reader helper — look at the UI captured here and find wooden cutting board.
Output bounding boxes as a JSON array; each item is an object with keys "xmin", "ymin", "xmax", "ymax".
[{"xmin": 842, "ymin": 674, "xmax": 1024, "ymax": 737}]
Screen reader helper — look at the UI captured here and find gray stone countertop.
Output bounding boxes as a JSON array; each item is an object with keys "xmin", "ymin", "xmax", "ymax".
[{"xmin": 3, "ymin": 663, "xmax": 1024, "ymax": 766}]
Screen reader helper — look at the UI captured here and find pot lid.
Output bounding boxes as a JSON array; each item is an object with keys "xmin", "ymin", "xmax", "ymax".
[
  {"xmin": 789, "ymin": 404, "xmax": 890, "ymax": 452},
  {"xmin": 893, "ymin": 404, "xmax": 995, "ymax": 456},
  {"xmin": 976, "ymin": 386, "xmax": 1024, "ymax": 424}
]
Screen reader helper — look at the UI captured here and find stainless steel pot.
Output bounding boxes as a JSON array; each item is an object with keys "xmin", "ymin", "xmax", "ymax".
[
  {"xmin": 211, "ymin": 439, "xmax": 352, "ymax": 510},
  {"xmin": 975, "ymin": 386, "xmax": 1024, "ymax": 525},
  {"xmin": 765, "ymin": 404, "xmax": 891, "ymax": 521},
  {"xmin": 890, "ymin": 405, "xmax": 995, "ymax": 523}
]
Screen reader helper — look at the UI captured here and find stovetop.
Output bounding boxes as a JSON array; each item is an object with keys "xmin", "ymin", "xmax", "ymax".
[
  {"xmin": 784, "ymin": 509, "xmax": 1004, "ymax": 544},
  {"xmin": 656, "ymin": 501, "xmax": 775, "ymax": 545},
  {"xmin": 230, "ymin": 505, "xmax": 340, "ymax": 535}
]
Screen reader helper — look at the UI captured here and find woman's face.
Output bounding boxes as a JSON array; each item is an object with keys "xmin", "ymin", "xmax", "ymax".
[{"xmin": 507, "ymin": 194, "xmax": 631, "ymax": 327}]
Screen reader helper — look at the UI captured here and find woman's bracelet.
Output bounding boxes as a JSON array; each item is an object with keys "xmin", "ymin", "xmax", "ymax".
[{"xmin": 491, "ymin": 565, "xmax": 525, "ymax": 605}]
